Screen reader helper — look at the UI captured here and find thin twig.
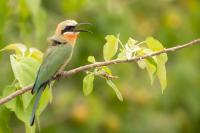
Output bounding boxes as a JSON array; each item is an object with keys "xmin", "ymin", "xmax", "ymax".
[{"xmin": 0, "ymin": 38, "xmax": 200, "ymax": 105}]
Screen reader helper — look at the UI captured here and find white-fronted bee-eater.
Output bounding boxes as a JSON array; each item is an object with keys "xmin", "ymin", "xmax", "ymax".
[{"xmin": 30, "ymin": 20, "xmax": 91, "ymax": 126}]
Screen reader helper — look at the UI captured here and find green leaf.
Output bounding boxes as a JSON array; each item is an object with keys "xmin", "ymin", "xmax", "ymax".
[
  {"xmin": 83, "ymin": 73, "xmax": 95, "ymax": 96},
  {"xmin": 15, "ymin": 96, "xmax": 25, "ymax": 122},
  {"xmin": 146, "ymin": 37, "xmax": 165, "ymax": 51},
  {"xmin": 145, "ymin": 59, "xmax": 157, "ymax": 84},
  {"xmin": 137, "ymin": 60, "xmax": 146, "ymax": 69},
  {"xmin": 137, "ymin": 48, "xmax": 157, "ymax": 84},
  {"xmin": 28, "ymin": 48, "xmax": 43, "ymax": 62},
  {"xmin": 88, "ymin": 56, "xmax": 96, "ymax": 63},
  {"xmin": 0, "ymin": 106, "xmax": 12, "ymax": 133},
  {"xmin": 106, "ymin": 80, "xmax": 123, "ymax": 101},
  {"xmin": 157, "ymin": 55, "xmax": 168, "ymax": 93},
  {"xmin": 103, "ymin": 35, "xmax": 119, "ymax": 61},
  {"xmin": 0, "ymin": 43, "xmax": 27, "ymax": 56},
  {"xmin": 10, "ymin": 55, "xmax": 39, "ymax": 85},
  {"xmin": 2, "ymin": 44, "xmax": 51, "ymax": 130},
  {"xmin": 10, "ymin": 55, "xmax": 40, "ymax": 108},
  {"xmin": 2, "ymin": 85, "xmax": 17, "ymax": 111},
  {"xmin": 146, "ymin": 37, "xmax": 168, "ymax": 92},
  {"xmin": 137, "ymin": 58, "xmax": 157, "ymax": 84}
]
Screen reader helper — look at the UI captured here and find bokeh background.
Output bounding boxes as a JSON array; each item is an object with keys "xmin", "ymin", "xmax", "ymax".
[{"xmin": 1, "ymin": 0, "xmax": 200, "ymax": 133}]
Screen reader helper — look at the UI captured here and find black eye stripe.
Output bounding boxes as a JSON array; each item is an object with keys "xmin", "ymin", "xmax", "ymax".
[{"xmin": 61, "ymin": 26, "xmax": 75, "ymax": 34}]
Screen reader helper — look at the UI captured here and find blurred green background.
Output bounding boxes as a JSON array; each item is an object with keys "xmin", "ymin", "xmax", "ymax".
[{"xmin": 1, "ymin": 0, "xmax": 200, "ymax": 133}]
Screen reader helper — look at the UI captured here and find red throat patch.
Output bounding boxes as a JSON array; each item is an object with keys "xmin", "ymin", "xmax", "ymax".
[
  {"xmin": 64, "ymin": 34, "xmax": 78, "ymax": 40},
  {"xmin": 63, "ymin": 33, "xmax": 78, "ymax": 45}
]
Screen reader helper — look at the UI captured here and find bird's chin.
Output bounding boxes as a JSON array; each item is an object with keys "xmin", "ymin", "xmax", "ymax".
[{"xmin": 64, "ymin": 32, "xmax": 79, "ymax": 35}]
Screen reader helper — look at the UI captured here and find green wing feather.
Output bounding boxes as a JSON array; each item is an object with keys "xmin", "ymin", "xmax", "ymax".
[
  {"xmin": 32, "ymin": 44, "xmax": 73, "ymax": 94},
  {"xmin": 30, "ymin": 44, "xmax": 73, "ymax": 126}
]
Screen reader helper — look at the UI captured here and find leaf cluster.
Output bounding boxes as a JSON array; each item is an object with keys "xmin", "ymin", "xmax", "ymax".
[
  {"xmin": 0, "ymin": 44, "xmax": 52, "ymax": 132},
  {"xmin": 83, "ymin": 35, "xmax": 168, "ymax": 102}
]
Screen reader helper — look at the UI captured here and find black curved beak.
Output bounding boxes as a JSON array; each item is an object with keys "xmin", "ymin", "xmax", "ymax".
[
  {"xmin": 75, "ymin": 23, "xmax": 92, "ymax": 33},
  {"xmin": 77, "ymin": 23, "xmax": 92, "ymax": 26}
]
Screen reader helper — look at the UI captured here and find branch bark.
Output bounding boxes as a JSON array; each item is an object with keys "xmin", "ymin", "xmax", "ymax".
[{"xmin": 0, "ymin": 38, "xmax": 200, "ymax": 105}]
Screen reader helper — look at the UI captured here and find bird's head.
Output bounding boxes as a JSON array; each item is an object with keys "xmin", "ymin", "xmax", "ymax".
[{"xmin": 49, "ymin": 20, "xmax": 91, "ymax": 45}]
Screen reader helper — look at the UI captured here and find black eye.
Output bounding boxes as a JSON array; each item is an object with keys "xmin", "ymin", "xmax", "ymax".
[{"xmin": 61, "ymin": 26, "xmax": 75, "ymax": 34}]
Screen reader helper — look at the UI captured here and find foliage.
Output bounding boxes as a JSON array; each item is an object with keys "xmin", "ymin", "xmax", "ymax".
[
  {"xmin": 0, "ymin": 35, "xmax": 167, "ymax": 132},
  {"xmin": 0, "ymin": 0, "xmax": 200, "ymax": 132},
  {"xmin": 103, "ymin": 35, "xmax": 119, "ymax": 61},
  {"xmin": 83, "ymin": 35, "xmax": 168, "ymax": 102},
  {"xmin": 0, "ymin": 44, "xmax": 52, "ymax": 133}
]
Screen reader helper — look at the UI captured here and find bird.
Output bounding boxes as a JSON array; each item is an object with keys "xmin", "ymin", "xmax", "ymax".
[{"xmin": 30, "ymin": 20, "xmax": 91, "ymax": 126}]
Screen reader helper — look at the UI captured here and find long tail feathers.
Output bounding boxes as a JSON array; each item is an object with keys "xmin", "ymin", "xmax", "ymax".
[{"xmin": 30, "ymin": 87, "xmax": 44, "ymax": 126}]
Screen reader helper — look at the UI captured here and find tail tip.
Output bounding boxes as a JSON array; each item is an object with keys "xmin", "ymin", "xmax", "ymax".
[
  {"xmin": 30, "ymin": 115, "xmax": 35, "ymax": 126},
  {"xmin": 31, "ymin": 89, "xmax": 34, "ymax": 94}
]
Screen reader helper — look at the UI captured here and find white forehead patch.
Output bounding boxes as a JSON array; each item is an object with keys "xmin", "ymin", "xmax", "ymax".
[{"xmin": 62, "ymin": 20, "xmax": 78, "ymax": 26}]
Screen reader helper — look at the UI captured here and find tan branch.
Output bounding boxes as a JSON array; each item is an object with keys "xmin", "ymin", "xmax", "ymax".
[{"xmin": 0, "ymin": 38, "xmax": 200, "ymax": 105}]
